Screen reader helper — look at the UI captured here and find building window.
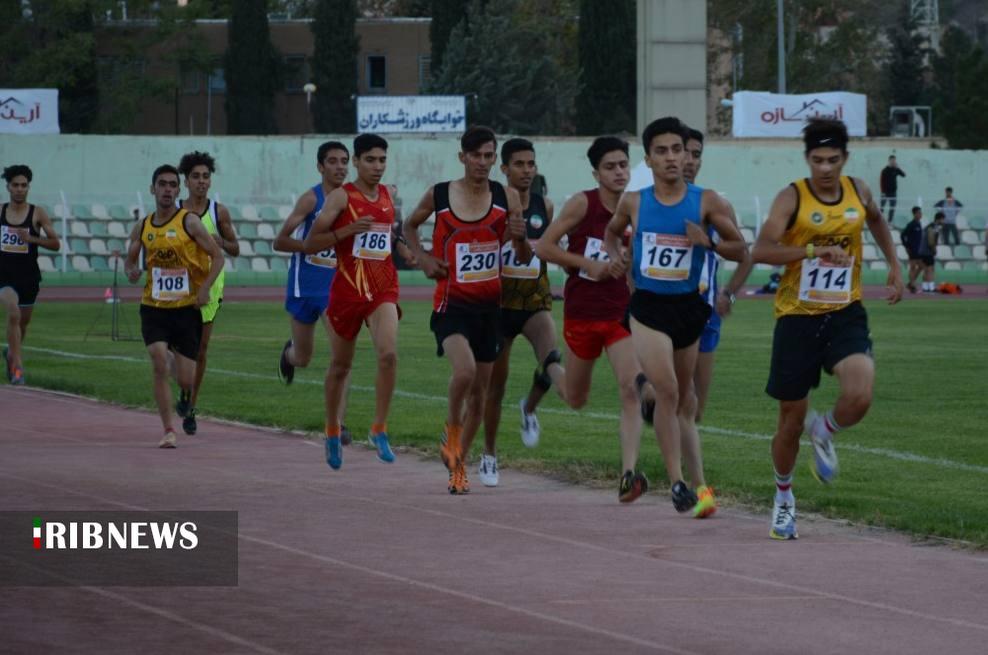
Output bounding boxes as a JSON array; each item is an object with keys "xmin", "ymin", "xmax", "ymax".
[
  {"xmin": 284, "ymin": 55, "xmax": 309, "ymax": 93},
  {"xmin": 418, "ymin": 55, "xmax": 431, "ymax": 91},
  {"xmin": 367, "ymin": 55, "xmax": 386, "ymax": 92},
  {"xmin": 209, "ymin": 68, "xmax": 226, "ymax": 93},
  {"xmin": 180, "ymin": 68, "xmax": 200, "ymax": 94}
]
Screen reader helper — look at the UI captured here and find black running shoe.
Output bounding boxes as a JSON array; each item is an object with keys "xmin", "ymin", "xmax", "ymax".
[
  {"xmin": 635, "ymin": 373, "xmax": 655, "ymax": 424},
  {"xmin": 278, "ymin": 340, "xmax": 295, "ymax": 384},
  {"xmin": 671, "ymin": 480, "xmax": 698, "ymax": 513},
  {"xmin": 340, "ymin": 424, "xmax": 352, "ymax": 446},
  {"xmin": 619, "ymin": 470, "xmax": 649, "ymax": 503},
  {"xmin": 182, "ymin": 409, "xmax": 197, "ymax": 435},
  {"xmin": 175, "ymin": 392, "xmax": 191, "ymax": 418}
]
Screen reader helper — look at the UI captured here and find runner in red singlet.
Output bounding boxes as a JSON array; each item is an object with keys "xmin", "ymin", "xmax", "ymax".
[
  {"xmin": 534, "ymin": 136, "xmax": 652, "ymax": 503},
  {"xmin": 303, "ymin": 134, "xmax": 400, "ymax": 470},
  {"xmin": 403, "ymin": 126, "xmax": 530, "ymax": 495}
]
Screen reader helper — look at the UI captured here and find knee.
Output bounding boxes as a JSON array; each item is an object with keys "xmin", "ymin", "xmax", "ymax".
[
  {"xmin": 451, "ymin": 365, "xmax": 476, "ymax": 390},
  {"xmin": 6, "ymin": 306, "xmax": 20, "ymax": 324},
  {"xmin": 844, "ymin": 389, "xmax": 873, "ymax": 418},
  {"xmin": 329, "ymin": 358, "xmax": 352, "ymax": 380},
  {"xmin": 150, "ymin": 356, "xmax": 169, "ymax": 378},
  {"xmin": 618, "ymin": 378, "xmax": 640, "ymax": 407},
  {"xmin": 567, "ymin": 391, "xmax": 588, "ymax": 409},
  {"xmin": 679, "ymin": 391, "xmax": 697, "ymax": 418},
  {"xmin": 778, "ymin": 413, "xmax": 804, "ymax": 442},
  {"xmin": 653, "ymin": 383, "xmax": 679, "ymax": 409},
  {"xmin": 378, "ymin": 350, "xmax": 397, "ymax": 372}
]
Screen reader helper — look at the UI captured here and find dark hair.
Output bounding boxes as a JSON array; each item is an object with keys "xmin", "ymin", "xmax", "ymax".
[
  {"xmin": 802, "ymin": 118, "xmax": 849, "ymax": 153},
  {"xmin": 2, "ymin": 165, "xmax": 32, "ymax": 183},
  {"xmin": 317, "ymin": 141, "xmax": 349, "ymax": 164},
  {"xmin": 353, "ymin": 133, "xmax": 388, "ymax": 158},
  {"xmin": 152, "ymin": 164, "xmax": 180, "ymax": 185},
  {"xmin": 587, "ymin": 136, "xmax": 629, "ymax": 169},
  {"xmin": 912, "ymin": 206, "xmax": 921, "ymax": 213},
  {"xmin": 934, "ymin": 211, "xmax": 945, "ymax": 220},
  {"xmin": 889, "ymin": 154, "xmax": 896, "ymax": 160},
  {"xmin": 178, "ymin": 151, "xmax": 216, "ymax": 176},
  {"xmin": 687, "ymin": 128, "xmax": 705, "ymax": 145},
  {"xmin": 945, "ymin": 186, "xmax": 953, "ymax": 193},
  {"xmin": 501, "ymin": 138, "xmax": 535, "ymax": 165},
  {"xmin": 641, "ymin": 116, "xmax": 689, "ymax": 153},
  {"xmin": 461, "ymin": 125, "xmax": 497, "ymax": 153}
]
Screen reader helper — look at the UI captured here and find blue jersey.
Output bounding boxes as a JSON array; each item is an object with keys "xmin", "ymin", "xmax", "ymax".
[
  {"xmin": 633, "ymin": 184, "xmax": 706, "ymax": 295},
  {"xmin": 698, "ymin": 226, "xmax": 719, "ymax": 307},
  {"xmin": 286, "ymin": 184, "xmax": 336, "ymax": 299}
]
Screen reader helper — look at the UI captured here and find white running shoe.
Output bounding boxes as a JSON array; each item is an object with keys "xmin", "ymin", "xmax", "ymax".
[
  {"xmin": 478, "ymin": 453, "xmax": 499, "ymax": 487},
  {"xmin": 770, "ymin": 497, "xmax": 798, "ymax": 540},
  {"xmin": 806, "ymin": 410, "xmax": 839, "ymax": 484},
  {"xmin": 519, "ymin": 397, "xmax": 540, "ymax": 448},
  {"xmin": 158, "ymin": 430, "xmax": 177, "ymax": 449}
]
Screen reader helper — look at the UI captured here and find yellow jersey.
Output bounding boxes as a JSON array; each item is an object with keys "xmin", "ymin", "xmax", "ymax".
[
  {"xmin": 140, "ymin": 209, "xmax": 210, "ymax": 308},
  {"xmin": 774, "ymin": 176, "xmax": 865, "ymax": 317}
]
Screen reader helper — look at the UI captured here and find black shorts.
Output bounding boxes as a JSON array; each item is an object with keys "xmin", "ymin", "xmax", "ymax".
[
  {"xmin": 140, "ymin": 304, "xmax": 204, "ymax": 360},
  {"xmin": 921, "ymin": 255, "xmax": 935, "ymax": 266},
  {"xmin": 431, "ymin": 305, "xmax": 502, "ymax": 364},
  {"xmin": 0, "ymin": 276, "xmax": 40, "ymax": 306},
  {"xmin": 766, "ymin": 301, "xmax": 872, "ymax": 402},
  {"xmin": 628, "ymin": 289, "xmax": 711, "ymax": 350},
  {"xmin": 500, "ymin": 308, "xmax": 544, "ymax": 342}
]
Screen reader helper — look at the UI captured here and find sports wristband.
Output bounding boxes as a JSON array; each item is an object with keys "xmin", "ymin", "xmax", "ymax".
[{"xmin": 805, "ymin": 243, "xmax": 815, "ymax": 259}]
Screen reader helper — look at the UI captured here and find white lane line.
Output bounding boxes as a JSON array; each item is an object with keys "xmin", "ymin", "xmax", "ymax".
[{"xmin": 20, "ymin": 345, "xmax": 988, "ymax": 476}]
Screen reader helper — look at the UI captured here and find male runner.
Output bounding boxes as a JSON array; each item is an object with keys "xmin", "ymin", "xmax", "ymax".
[
  {"xmin": 604, "ymin": 117, "xmax": 746, "ymax": 517},
  {"xmin": 479, "ymin": 138, "xmax": 558, "ymax": 486},
  {"xmin": 125, "ymin": 165, "xmax": 224, "ymax": 447},
  {"xmin": 176, "ymin": 151, "xmax": 240, "ymax": 435},
  {"xmin": 1, "ymin": 165, "xmax": 61, "ymax": 385},
  {"xmin": 273, "ymin": 141, "xmax": 352, "ymax": 442},
  {"xmin": 303, "ymin": 133, "xmax": 401, "ymax": 470},
  {"xmin": 403, "ymin": 126, "xmax": 530, "ymax": 495},
  {"xmin": 751, "ymin": 118, "xmax": 903, "ymax": 540},
  {"xmin": 535, "ymin": 136, "xmax": 652, "ymax": 504}
]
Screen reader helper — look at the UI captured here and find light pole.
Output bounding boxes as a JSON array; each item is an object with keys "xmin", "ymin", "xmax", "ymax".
[
  {"xmin": 777, "ymin": 0, "xmax": 786, "ymax": 94},
  {"xmin": 303, "ymin": 82, "xmax": 316, "ymax": 133}
]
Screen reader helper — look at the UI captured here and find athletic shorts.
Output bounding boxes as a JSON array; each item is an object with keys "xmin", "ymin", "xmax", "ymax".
[
  {"xmin": 201, "ymin": 296, "xmax": 223, "ymax": 324},
  {"xmin": 921, "ymin": 255, "xmax": 935, "ymax": 267},
  {"xmin": 140, "ymin": 304, "xmax": 203, "ymax": 360},
  {"xmin": 628, "ymin": 290, "xmax": 711, "ymax": 350},
  {"xmin": 0, "ymin": 277, "xmax": 40, "ymax": 307},
  {"xmin": 328, "ymin": 292, "xmax": 399, "ymax": 341},
  {"xmin": 285, "ymin": 295, "xmax": 329, "ymax": 325},
  {"xmin": 698, "ymin": 308, "xmax": 723, "ymax": 354},
  {"xmin": 563, "ymin": 318, "xmax": 630, "ymax": 361},
  {"xmin": 766, "ymin": 301, "xmax": 872, "ymax": 402},
  {"xmin": 431, "ymin": 305, "xmax": 502, "ymax": 364},
  {"xmin": 500, "ymin": 308, "xmax": 545, "ymax": 342}
]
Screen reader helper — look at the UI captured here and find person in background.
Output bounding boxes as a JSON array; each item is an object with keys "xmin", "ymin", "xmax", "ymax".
[{"xmin": 933, "ymin": 187, "xmax": 962, "ymax": 246}]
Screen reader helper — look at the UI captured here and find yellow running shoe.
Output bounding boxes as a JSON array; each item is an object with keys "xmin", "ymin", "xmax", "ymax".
[{"xmin": 693, "ymin": 485, "xmax": 717, "ymax": 518}]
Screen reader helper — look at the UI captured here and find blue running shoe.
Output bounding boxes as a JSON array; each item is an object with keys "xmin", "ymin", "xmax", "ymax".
[
  {"xmin": 770, "ymin": 498, "xmax": 798, "ymax": 540},
  {"xmin": 369, "ymin": 432, "xmax": 395, "ymax": 463},
  {"xmin": 325, "ymin": 436, "xmax": 343, "ymax": 470},
  {"xmin": 806, "ymin": 410, "xmax": 839, "ymax": 484}
]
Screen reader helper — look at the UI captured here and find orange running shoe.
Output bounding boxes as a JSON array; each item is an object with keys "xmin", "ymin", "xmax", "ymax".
[
  {"xmin": 440, "ymin": 425, "xmax": 461, "ymax": 472},
  {"xmin": 693, "ymin": 485, "xmax": 717, "ymax": 519}
]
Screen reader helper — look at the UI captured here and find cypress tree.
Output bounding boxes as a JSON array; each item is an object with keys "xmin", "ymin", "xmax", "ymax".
[
  {"xmin": 429, "ymin": 0, "xmax": 463, "ymax": 78},
  {"xmin": 311, "ymin": 0, "xmax": 360, "ymax": 133},
  {"xmin": 224, "ymin": 0, "xmax": 280, "ymax": 134},
  {"xmin": 574, "ymin": 0, "xmax": 635, "ymax": 135}
]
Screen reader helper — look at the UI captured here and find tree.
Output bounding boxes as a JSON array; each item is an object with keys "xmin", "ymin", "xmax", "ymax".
[
  {"xmin": 310, "ymin": 0, "xmax": 360, "ymax": 133},
  {"xmin": 885, "ymin": 7, "xmax": 930, "ymax": 108},
  {"xmin": 574, "ymin": 0, "xmax": 635, "ymax": 135},
  {"xmin": 429, "ymin": 0, "xmax": 580, "ymax": 134},
  {"xmin": 429, "ymin": 0, "xmax": 463, "ymax": 77},
  {"xmin": 224, "ymin": 0, "xmax": 280, "ymax": 134},
  {"xmin": 933, "ymin": 26, "xmax": 988, "ymax": 149}
]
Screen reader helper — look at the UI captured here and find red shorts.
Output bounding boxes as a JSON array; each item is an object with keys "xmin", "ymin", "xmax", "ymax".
[
  {"xmin": 327, "ymin": 292, "xmax": 399, "ymax": 341},
  {"xmin": 563, "ymin": 318, "xmax": 630, "ymax": 360}
]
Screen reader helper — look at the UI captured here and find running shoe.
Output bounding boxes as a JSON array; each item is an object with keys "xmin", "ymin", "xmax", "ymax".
[
  {"xmin": 806, "ymin": 410, "xmax": 839, "ymax": 484},
  {"xmin": 671, "ymin": 480, "xmax": 698, "ymax": 513},
  {"xmin": 9, "ymin": 366, "xmax": 24, "ymax": 386},
  {"xmin": 770, "ymin": 498, "xmax": 798, "ymax": 540},
  {"xmin": 175, "ymin": 394, "xmax": 191, "ymax": 419},
  {"xmin": 693, "ymin": 485, "xmax": 717, "ymax": 518},
  {"xmin": 478, "ymin": 453, "xmax": 499, "ymax": 487},
  {"xmin": 340, "ymin": 424, "xmax": 352, "ymax": 446},
  {"xmin": 369, "ymin": 431, "xmax": 396, "ymax": 463},
  {"xmin": 519, "ymin": 398, "xmax": 540, "ymax": 447},
  {"xmin": 618, "ymin": 470, "xmax": 648, "ymax": 503},
  {"xmin": 182, "ymin": 409, "xmax": 197, "ymax": 436},
  {"xmin": 440, "ymin": 428, "xmax": 460, "ymax": 472},
  {"xmin": 453, "ymin": 460, "xmax": 470, "ymax": 494},
  {"xmin": 325, "ymin": 435, "xmax": 343, "ymax": 470},
  {"xmin": 158, "ymin": 430, "xmax": 177, "ymax": 449},
  {"xmin": 278, "ymin": 340, "xmax": 294, "ymax": 384}
]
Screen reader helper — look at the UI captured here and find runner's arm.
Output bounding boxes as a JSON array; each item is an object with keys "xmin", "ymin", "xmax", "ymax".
[
  {"xmin": 124, "ymin": 220, "xmax": 144, "ymax": 282},
  {"xmin": 29, "ymin": 206, "xmax": 61, "ymax": 251},
  {"xmin": 855, "ymin": 177, "xmax": 903, "ymax": 304},
  {"xmin": 402, "ymin": 186, "xmax": 447, "ymax": 279},
  {"xmin": 185, "ymin": 212, "xmax": 225, "ymax": 295},
  {"xmin": 505, "ymin": 186, "xmax": 532, "ymax": 263},
  {"xmin": 302, "ymin": 188, "xmax": 372, "ymax": 255},
  {"xmin": 214, "ymin": 203, "xmax": 240, "ymax": 257},
  {"xmin": 602, "ymin": 192, "xmax": 634, "ymax": 266},
  {"xmin": 273, "ymin": 191, "xmax": 316, "ymax": 253},
  {"xmin": 535, "ymin": 193, "xmax": 608, "ymax": 278},
  {"xmin": 697, "ymin": 190, "xmax": 747, "ymax": 263}
]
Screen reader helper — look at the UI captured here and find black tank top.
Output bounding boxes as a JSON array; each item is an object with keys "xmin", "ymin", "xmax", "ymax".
[
  {"xmin": 523, "ymin": 193, "xmax": 549, "ymax": 239},
  {"xmin": 0, "ymin": 203, "xmax": 40, "ymax": 282}
]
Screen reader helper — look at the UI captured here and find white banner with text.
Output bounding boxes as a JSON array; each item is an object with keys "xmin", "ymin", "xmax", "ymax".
[
  {"xmin": 732, "ymin": 91, "xmax": 866, "ymax": 138},
  {"xmin": 357, "ymin": 96, "xmax": 465, "ymax": 133},
  {"xmin": 0, "ymin": 89, "xmax": 60, "ymax": 135}
]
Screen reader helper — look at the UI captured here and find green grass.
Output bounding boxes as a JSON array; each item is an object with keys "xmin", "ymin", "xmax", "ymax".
[{"xmin": 14, "ymin": 297, "xmax": 988, "ymax": 546}]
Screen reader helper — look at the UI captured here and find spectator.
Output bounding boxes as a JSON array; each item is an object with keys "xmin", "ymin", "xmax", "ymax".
[
  {"xmin": 901, "ymin": 206, "xmax": 924, "ymax": 293},
  {"xmin": 132, "ymin": 208, "xmax": 141, "ymax": 221},
  {"xmin": 933, "ymin": 186, "xmax": 962, "ymax": 246},
  {"xmin": 917, "ymin": 211, "xmax": 944, "ymax": 293},
  {"xmin": 879, "ymin": 155, "xmax": 906, "ymax": 224}
]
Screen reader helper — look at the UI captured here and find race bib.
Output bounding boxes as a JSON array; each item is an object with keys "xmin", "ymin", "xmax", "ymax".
[
  {"xmin": 501, "ymin": 240, "xmax": 540, "ymax": 279},
  {"xmin": 305, "ymin": 248, "xmax": 337, "ymax": 269},
  {"xmin": 799, "ymin": 257, "xmax": 853, "ymax": 304},
  {"xmin": 639, "ymin": 233, "xmax": 693, "ymax": 281},
  {"xmin": 151, "ymin": 267, "xmax": 190, "ymax": 301},
  {"xmin": 0, "ymin": 225, "xmax": 28, "ymax": 254},
  {"xmin": 579, "ymin": 237, "xmax": 611, "ymax": 281},
  {"xmin": 352, "ymin": 223, "xmax": 391, "ymax": 261},
  {"xmin": 455, "ymin": 241, "xmax": 499, "ymax": 284}
]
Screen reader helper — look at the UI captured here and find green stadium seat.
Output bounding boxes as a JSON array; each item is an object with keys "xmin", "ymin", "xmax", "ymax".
[
  {"xmin": 257, "ymin": 223, "xmax": 276, "ymax": 240},
  {"xmin": 89, "ymin": 222, "xmax": 109, "ymax": 237},
  {"xmin": 107, "ymin": 222, "xmax": 129, "ymax": 238},
  {"xmin": 259, "ymin": 206, "xmax": 279, "ymax": 221},
  {"xmin": 269, "ymin": 255, "xmax": 288, "ymax": 272},
  {"xmin": 70, "ymin": 238, "xmax": 89, "ymax": 254},
  {"xmin": 71, "ymin": 203, "xmax": 91, "ymax": 219},
  {"xmin": 38, "ymin": 255, "xmax": 56, "ymax": 273},
  {"xmin": 91, "ymin": 204, "xmax": 110, "ymax": 220},
  {"xmin": 71, "ymin": 255, "xmax": 92, "ymax": 272},
  {"xmin": 250, "ymin": 257, "xmax": 270, "ymax": 272},
  {"xmin": 238, "ymin": 223, "xmax": 257, "ymax": 239},
  {"xmin": 70, "ymin": 221, "xmax": 91, "ymax": 237},
  {"xmin": 239, "ymin": 241, "xmax": 255, "ymax": 256},
  {"xmin": 107, "ymin": 238, "xmax": 125, "ymax": 254},
  {"xmin": 968, "ymin": 217, "xmax": 986, "ymax": 230},
  {"xmin": 90, "ymin": 256, "xmax": 110, "ymax": 272},
  {"xmin": 962, "ymin": 260, "xmax": 984, "ymax": 271},
  {"xmin": 254, "ymin": 240, "xmax": 272, "ymax": 255},
  {"xmin": 954, "ymin": 245, "xmax": 972, "ymax": 259},
  {"xmin": 89, "ymin": 238, "xmax": 109, "ymax": 255},
  {"xmin": 108, "ymin": 205, "xmax": 130, "ymax": 220},
  {"xmin": 961, "ymin": 230, "xmax": 980, "ymax": 245}
]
